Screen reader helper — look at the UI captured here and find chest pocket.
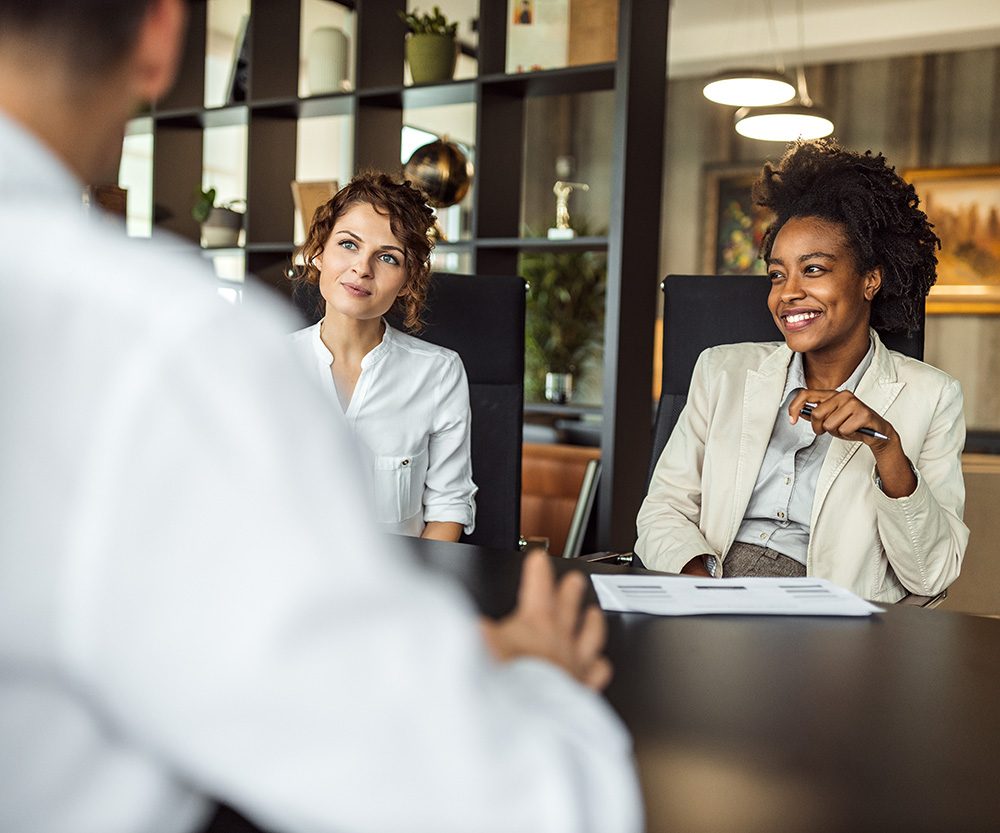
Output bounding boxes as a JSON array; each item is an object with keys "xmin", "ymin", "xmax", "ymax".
[{"xmin": 373, "ymin": 449, "xmax": 429, "ymax": 524}]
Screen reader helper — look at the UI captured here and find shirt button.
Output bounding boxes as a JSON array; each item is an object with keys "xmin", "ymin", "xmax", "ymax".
[
  {"xmin": 760, "ymin": 533, "xmax": 767, "ymax": 540},
  {"xmin": 777, "ymin": 511, "xmax": 785, "ymax": 519},
  {"xmin": 785, "ymin": 477, "xmax": 791, "ymax": 485},
  {"xmin": 402, "ymin": 459, "xmax": 409, "ymax": 466}
]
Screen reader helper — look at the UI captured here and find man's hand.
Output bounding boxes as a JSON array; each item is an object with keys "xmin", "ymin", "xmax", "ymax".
[{"xmin": 480, "ymin": 550, "xmax": 613, "ymax": 691}]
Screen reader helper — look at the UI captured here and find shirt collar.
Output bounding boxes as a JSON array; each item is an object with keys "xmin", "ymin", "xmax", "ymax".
[
  {"xmin": 781, "ymin": 335, "xmax": 876, "ymax": 402},
  {"xmin": 0, "ymin": 110, "xmax": 84, "ymax": 205},
  {"xmin": 311, "ymin": 317, "xmax": 396, "ymax": 367}
]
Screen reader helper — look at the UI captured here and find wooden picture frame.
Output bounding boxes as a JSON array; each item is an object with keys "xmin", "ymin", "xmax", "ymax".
[
  {"xmin": 701, "ymin": 165, "xmax": 773, "ymax": 275},
  {"xmin": 902, "ymin": 165, "xmax": 1000, "ymax": 314}
]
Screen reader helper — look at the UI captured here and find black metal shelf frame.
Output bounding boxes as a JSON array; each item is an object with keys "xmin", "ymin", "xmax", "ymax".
[{"xmin": 142, "ymin": 0, "xmax": 668, "ymax": 550}]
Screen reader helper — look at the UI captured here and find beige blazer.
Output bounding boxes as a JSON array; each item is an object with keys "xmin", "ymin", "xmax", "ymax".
[{"xmin": 636, "ymin": 331, "xmax": 969, "ymax": 602}]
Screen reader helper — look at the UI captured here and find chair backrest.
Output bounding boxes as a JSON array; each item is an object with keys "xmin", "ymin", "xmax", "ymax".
[
  {"xmin": 648, "ymin": 274, "xmax": 925, "ymax": 489},
  {"xmin": 293, "ymin": 273, "xmax": 526, "ymax": 550},
  {"xmin": 403, "ymin": 274, "xmax": 526, "ymax": 550}
]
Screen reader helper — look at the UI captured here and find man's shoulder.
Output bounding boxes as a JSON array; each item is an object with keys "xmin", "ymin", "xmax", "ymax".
[{"xmin": 3, "ymin": 203, "xmax": 299, "ymax": 363}]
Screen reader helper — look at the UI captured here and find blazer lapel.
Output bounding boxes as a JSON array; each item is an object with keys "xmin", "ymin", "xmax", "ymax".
[
  {"xmin": 812, "ymin": 331, "xmax": 905, "ymax": 524},
  {"xmin": 731, "ymin": 345, "xmax": 791, "ymax": 541}
]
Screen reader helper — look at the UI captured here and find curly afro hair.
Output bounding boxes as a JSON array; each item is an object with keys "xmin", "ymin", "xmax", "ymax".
[
  {"xmin": 752, "ymin": 139, "xmax": 939, "ymax": 333},
  {"xmin": 291, "ymin": 171, "xmax": 436, "ymax": 332}
]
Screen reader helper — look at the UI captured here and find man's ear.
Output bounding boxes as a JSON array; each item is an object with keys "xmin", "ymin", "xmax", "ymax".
[
  {"xmin": 131, "ymin": 0, "xmax": 188, "ymax": 102},
  {"xmin": 865, "ymin": 266, "xmax": 883, "ymax": 301}
]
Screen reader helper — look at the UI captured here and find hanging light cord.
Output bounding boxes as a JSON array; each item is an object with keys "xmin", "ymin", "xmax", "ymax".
[
  {"xmin": 764, "ymin": 0, "xmax": 785, "ymax": 75},
  {"xmin": 795, "ymin": 0, "xmax": 813, "ymax": 106}
]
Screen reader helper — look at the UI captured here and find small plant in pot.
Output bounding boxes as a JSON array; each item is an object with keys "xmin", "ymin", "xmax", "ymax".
[
  {"xmin": 520, "ymin": 221, "xmax": 607, "ymax": 404},
  {"xmin": 398, "ymin": 5, "xmax": 459, "ymax": 85},
  {"xmin": 192, "ymin": 187, "xmax": 246, "ymax": 248}
]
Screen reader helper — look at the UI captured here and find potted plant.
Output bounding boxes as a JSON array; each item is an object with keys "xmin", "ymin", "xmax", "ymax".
[
  {"xmin": 192, "ymin": 187, "xmax": 246, "ymax": 248},
  {"xmin": 520, "ymin": 222, "xmax": 607, "ymax": 404},
  {"xmin": 398, "ymin": 6, "xmax": 459, "ymax": 84}
]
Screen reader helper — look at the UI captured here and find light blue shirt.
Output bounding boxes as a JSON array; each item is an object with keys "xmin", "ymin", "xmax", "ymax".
[{"xmin": 735, "ymin": 338, "xmax": 875, "ymax": 564}]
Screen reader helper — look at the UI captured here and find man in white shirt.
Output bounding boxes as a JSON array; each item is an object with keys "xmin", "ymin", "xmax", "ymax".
[{"xmin": 0, "ymin": 2, "xmax": 642, "ymax": 832}]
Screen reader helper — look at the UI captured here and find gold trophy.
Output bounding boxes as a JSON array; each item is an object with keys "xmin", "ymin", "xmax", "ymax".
[{"xmin": 547, "ymin": 180, "xmax": 589, "ymax": 240}]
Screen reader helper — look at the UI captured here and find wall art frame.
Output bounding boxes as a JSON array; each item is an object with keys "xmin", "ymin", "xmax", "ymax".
[
  {"xmin": 701, "ymin": 164, "xmax": 773, "ymax": 276},
  {"xmin": 902, "ymin": 165, "xmax": 1000, "ymax": 314}
]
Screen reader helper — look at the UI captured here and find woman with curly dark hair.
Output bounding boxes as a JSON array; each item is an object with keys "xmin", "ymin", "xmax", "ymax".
[
  {"xmin": 288, "ymin": 172, "xmax": 476, "ymax": 542},
  {"xmin": 637, "ymin": 139, "xmax": 968, "ymax": 601}
]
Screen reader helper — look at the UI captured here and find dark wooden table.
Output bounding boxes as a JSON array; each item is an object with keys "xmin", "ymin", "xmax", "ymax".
[{"xmin": 406, "ymin": 536, "xmax": 1000, "ymax": 833}]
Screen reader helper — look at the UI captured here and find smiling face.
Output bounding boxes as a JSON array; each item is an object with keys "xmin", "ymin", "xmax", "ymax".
[
  {"xmin": 317, "ymin": 202, "xmax": 410, "ymax": 325},
  {"xmin": 766, "ymin": 216, "xmax": 881, "ymax": 362}
]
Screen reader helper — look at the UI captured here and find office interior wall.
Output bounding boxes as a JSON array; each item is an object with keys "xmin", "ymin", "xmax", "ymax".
[{"xmin": 660, "ymin": 45, "xmax": 1000, "ymax": 433}]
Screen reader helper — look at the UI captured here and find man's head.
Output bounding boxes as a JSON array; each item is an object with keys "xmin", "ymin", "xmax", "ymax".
[
  {"xmin": 0, "ymin": 0, "xmax": 188, "ymax": 182},
  {"xmin": 0, "ymin": 1, "xmax": 158, "ymax": 76}
]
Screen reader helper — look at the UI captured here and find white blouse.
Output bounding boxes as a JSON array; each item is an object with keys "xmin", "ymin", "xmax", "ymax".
[{"xmin": 288, "ymin": 320, "xmax": 477, "ymax": 536}]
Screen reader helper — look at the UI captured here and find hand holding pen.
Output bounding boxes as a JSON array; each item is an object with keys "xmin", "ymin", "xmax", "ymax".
[
  {"xmin": 788, "ymin": 389, "xmax": 891, "ymax": 444},
  {"xmin": 788, "ymin": 389, "xmax": 917, "ymax": 498},
  {"xmin": 799, "ymin": 404, "xmax": 888, "ymax": 440}
]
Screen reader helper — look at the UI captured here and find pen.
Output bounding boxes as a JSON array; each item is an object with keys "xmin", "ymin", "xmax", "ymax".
[{"xmin": 799, "ymin": 404, "xmax": 889, "ymax": 440}]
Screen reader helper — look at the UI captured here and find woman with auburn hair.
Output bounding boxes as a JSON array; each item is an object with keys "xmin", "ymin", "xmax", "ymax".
[
  {"xmin": 288, "ymin": 171, "xmax": 476, "ymax": 542},
  {"xmin": 637, "ymin": 139, "xmax": 968, "ymax": 602}
]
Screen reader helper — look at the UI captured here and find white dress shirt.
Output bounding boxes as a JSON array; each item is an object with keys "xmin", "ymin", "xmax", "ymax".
[
  {"xmin": 0, "ymin": 111, "xmax": 641, "ymax": 833},
  {"xmin": 288, "ymin": 321, "xmax": 476, "ymax": 536}
]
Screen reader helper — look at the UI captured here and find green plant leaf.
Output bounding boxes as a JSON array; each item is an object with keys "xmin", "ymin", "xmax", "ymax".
[
  {"xmin": 398, "ymin": 5, "xmax": 457, "ymax": 36},
  {"xmin": 520, "ymin": 219, "xmax": 608, "ymax": 400},
  {"xmin": 191, "ymin": 186, "xmax": 217, "ymax": 223}
]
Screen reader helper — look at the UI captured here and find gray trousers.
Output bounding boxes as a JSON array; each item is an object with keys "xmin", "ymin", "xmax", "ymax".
[{"xmin": 723, "ymin": 541, "xmax": 806, "ymax": 578}]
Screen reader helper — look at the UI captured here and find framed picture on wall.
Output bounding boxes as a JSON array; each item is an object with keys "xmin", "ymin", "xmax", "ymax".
[
  {"xmin": 901, "ymin": 165, "xmax": 1000, "ymax": 314},
  {"xmin": 701, "ymin": 165, "xmax": 773, "ymax": 275}
]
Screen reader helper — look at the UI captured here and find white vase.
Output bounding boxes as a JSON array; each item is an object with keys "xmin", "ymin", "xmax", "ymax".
[
  {"xmin": 200, "ymin": 207, "xmax": 243, "ymax": 248},
  {"xmin": 545, "ymin": 372, "xmax": 574, "ymax": 405},
  {"xmin": 307, "ymin": 27, "xmax": 349, "ymax": 96}
]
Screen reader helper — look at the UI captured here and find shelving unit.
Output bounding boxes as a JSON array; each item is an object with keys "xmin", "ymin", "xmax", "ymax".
[{"xmin": 140, "ymin": 0, "xmax": 668, "ymax": 550}]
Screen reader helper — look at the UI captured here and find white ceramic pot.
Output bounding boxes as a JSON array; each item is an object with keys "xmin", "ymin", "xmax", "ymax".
[
  {"xmin": 307, "ymin": 27, "xmax": 349, "ymax": 95},
  {"xmin": 545, "ymin": 371, "xmax": 574, "ymax": 404},
  {"xmin": 200, "ymin": 206, "xmax": 243, "ymax": 248}
]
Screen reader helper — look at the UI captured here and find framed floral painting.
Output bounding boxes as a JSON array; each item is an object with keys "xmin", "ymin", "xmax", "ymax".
[{"xmin": 702, "ymin": 165, "xmax": 774, "ymax": 276}]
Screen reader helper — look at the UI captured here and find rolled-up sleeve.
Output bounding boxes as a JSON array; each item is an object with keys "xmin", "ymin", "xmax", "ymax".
[{"xmin": 423, "ymin": 352, "xmax": 477, "ymax": 532}]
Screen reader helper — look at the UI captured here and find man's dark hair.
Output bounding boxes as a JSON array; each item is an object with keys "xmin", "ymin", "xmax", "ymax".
[
  {"xmin": 0, "ymin": 0, "xmax": 160, "ymax": 73},
  {"xmin": 752, "ymin": 138, "xmax": 939, "ymax": 333}
]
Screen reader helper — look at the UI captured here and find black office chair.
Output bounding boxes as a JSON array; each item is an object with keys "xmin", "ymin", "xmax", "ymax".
[
  {"xmin": 649, "ymin": 274, "xmax": 924, "ymax": 487},
  {"xmin": 646, "ymin": 274, "xmax": 940, "ymax": 605},
  {"xmin": 293, "ymin": 273, "xmax": 526, "ymax": 551}
]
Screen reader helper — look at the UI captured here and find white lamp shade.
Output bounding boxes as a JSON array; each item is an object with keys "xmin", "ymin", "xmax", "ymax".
[
  {"xmin": 703, "ymin": 71, "xmax": 796, "ymax": 107},
  {"xmin": 734, "ymin": 105, "xmax": 835, "ymax": 141}
]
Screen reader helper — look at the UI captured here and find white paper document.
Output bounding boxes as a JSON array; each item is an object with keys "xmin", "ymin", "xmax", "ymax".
[{"xmin": 591, "ymin": 575, "xmax": 883, "ymax": 617}]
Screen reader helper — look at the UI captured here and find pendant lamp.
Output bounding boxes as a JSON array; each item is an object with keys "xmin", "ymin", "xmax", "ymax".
[
  {"xmin": 731, "ymin": 1, "xmax": 835, "ymax": 142},
  {"xmin": 703, "ymin": 70, "xmax": 796, "ymax": 107},
  {"xmin": 735, "ymin": 102, "xmax": 834, "ymax": 141},
  {"xmin": 702, "ymin": 0, "xmax": 793, "ymax": 108}
]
